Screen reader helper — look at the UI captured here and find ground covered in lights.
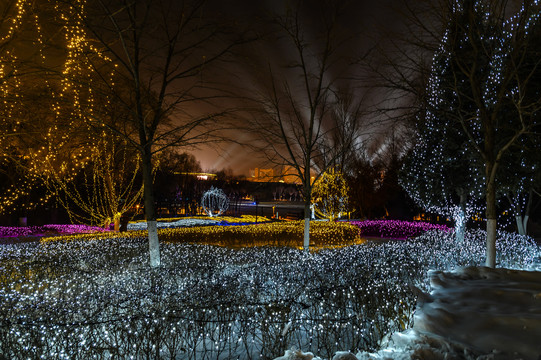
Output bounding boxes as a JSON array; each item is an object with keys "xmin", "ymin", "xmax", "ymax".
[{"xmin": 0, "ymin": 219, "xmax": 540, "ymax": 359}]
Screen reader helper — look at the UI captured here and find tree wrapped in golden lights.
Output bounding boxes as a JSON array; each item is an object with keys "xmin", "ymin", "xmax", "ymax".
[
  {"xmin": 58, "ymin": 0, "xmax": 253, "ymax": 267},
  {"xmin": 311, "ymin": 168, "xmax": 349, "ymax": 221},
  {"xmin": 49, "ymin": 133, "xmax": 143, "ymax": 231},
  {"xmin": 0, "ymin": 0, "xmax": 46, "ymax": 216}
]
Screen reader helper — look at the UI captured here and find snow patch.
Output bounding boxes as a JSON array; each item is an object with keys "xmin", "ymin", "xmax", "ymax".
[
  {"xmin": 273, "ymin": 348, "xmax": 322, "ymax": 360},
  {"xmin": 356, "ymin": 267, "xmax": 541, "ymax": 360},
  {"xmin": 127, "ymin": 218, "xmax": 220, "ymax": 230}
]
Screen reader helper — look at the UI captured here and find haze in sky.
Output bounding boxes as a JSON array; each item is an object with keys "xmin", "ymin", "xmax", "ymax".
[{"xmin": 189, "ymin": 0, "xmax": 404, "ymax": 175}]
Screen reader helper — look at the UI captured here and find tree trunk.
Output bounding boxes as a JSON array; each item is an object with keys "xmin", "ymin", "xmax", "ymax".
[
  {"xmin": 303, "ymin": 201, "xmax": 310, "ymax": 250},
  {"xmin": 485, "ymin": 179, "xmax": 497, "ymax": 268},
  {"xmin": 515, "ymin": 190, "xmax": 533, "ymax": 236},
  {"xmin": 142, "ymin": 149, "xmax": 161, "ymax": 267},
  {"xmin": 455, "ymin": 208, "xmax": 466, "ymax": 243},
  {"xmin": 455, "ymin": 190, "xmax": 467, "ymax": 243},
  {"xmin": 515, "ymin": 216, "xmax": 525, "ymax": 235},
  {"xmin": 114, "ymin": 216, "xmax": 120, "ymax": 232}
]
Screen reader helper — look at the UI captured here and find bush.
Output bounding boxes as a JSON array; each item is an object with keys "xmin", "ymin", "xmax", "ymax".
[
  {"xmin": 349, "ymin": 220, "xmax": 450, "ymax": 239},
  {"xmin": 44, "ymin": 220, "xmax": 362, "ymax": 248}
]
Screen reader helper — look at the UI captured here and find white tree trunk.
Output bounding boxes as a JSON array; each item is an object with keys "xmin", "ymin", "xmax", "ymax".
[
  {"xmin": 515, "ymin": 216, "xmax": 525, "ymax": 235},
  {"xmin": 515, "ymin": 215, "xmax": 529, "ymax": 236},
  {"xmin": 486, "ymin": 219, "xmax": 497, "ymax": 268},
  {"xmin": 455, "ymin": 221, "xmax": 465, "ymax": 243},
  {"xmin": 454, "ymin": 207, "xmax": 466, "ymax": 243},
  {"xmin": 148, "ymin": 220, "xmax": 161, "ymax": 267},
  {"xmin": 303, "ymin": 217, "xmax": 310, "ymax": 251},
  {"xmin": 303, "ymin": 199, "xmax": 311, "ymax": 251}
]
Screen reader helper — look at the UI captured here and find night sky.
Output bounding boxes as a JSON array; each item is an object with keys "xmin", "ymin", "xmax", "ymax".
[{"xmin": 189, "ymin": 0, "xmax": 405, "ymax": 175}]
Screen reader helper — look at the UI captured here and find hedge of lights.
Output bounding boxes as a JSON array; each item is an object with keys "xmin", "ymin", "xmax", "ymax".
[
  {"xmin": 0, "ymin": 224, "xmax": 108, "ymax": 238},
  {"xmin": 0, "ymin": 215, "xmax": 270, "ymax": 240},
  {"xmin": 349, "ymin": 220, "xmax": 451, "ymax": 239},
  {"xmin": 0, "ymin": 228, "xmax": 539, "ymax": 359},
  {"xmin": 2, "ymin": 219, "xmax": 449, "ymax": 247},
  {"xmin": 44, "ymin": 220, "xmax": 362, "ymax": 248}
]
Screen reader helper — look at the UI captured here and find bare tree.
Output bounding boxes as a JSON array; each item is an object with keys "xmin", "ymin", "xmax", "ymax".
[
  {"xmin": 62, "ymin": 0, "xmax": 252, "ymax": 266},
  {"xmin": 247, "ymin": 1, "xmax": 369, "ymax": 249}
]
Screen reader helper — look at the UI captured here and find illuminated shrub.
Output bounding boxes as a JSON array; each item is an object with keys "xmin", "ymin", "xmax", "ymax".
[
  {"xmin": 45, "ymin": 220, "xmax": 362, "ymax": 248},
  {"xmin": 350, "ymin": 220, "xmax": 450, "ymax": 239},
  {"xmin": 312, "ymin": 169, "xmax": 349, "ymax": 220}
]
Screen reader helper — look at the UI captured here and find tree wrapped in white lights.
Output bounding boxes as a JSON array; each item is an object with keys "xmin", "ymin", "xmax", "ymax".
[
  {"xmin": 201, "ymin": 187, "xmax": 229, "ymax": 217},
  {"xmin": 400, "ymin": 28, "xmax": 484, "ymax": 242},
  {"xmin": 412, "ymin": 0, "xmax": 541, "ymax": 267},
  {"xmin": 312, "ymin": 168, "xmax": 349, "ymax": 221}
]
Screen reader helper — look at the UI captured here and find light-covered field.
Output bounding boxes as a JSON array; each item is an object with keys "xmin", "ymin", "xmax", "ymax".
[{"xmin": 0, "ymin": 221, "xmax": 539, "ymax": 359}]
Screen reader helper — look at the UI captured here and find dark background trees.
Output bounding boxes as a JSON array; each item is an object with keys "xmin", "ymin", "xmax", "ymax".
[{"xmin": 153, "ymin": 150, "xmax": 202, "ymax": 217}]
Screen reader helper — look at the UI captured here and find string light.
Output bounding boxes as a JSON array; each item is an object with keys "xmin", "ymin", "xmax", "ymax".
[
  {"xmin": 201, "ymin": 187, "xmax": 230, "ymax": 217},
  {"xmin": 0, "ymin": 223, "xmax": 538, "ymax": 358},
  {"xmin": 402, "ymin": 0, "xmax": 541, "ymax": 237},
  {"xmin": 0, "ymin": 0, "xmax": 96, "ymax": 214},
  {"xmin": 0, "ymin": 0, "xmax": 139, "ymax": 224},
  {"xmin": 311, "ymin": 168, "xmax": 349, "ymax": 221}
]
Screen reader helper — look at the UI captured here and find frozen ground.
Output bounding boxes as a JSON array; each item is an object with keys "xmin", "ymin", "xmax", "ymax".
[{"xmin": 281, "ymin": 267, "xmax": 541, "ymax": 360}]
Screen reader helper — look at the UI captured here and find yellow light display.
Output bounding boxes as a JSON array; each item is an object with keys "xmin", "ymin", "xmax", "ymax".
[
  {"xmin": 49, "ymin": 134, "xmax": 144, "ymax": 229},
  {"xmin": 311, "ymin": 168, "xmax": 350, "ymax": 221},
  {"xmin": 43, "ymin": 220, "xmax": 363, "ymax": 248},
  {"xmin": 0, "ymin": 0, "xmax": 133, "ymax": 222}
]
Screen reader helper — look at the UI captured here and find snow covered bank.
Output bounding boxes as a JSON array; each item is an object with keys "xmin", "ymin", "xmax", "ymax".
[
  {"xmin": 353, "ymin": 267, "xmax": 541, "ymax": 360},
  {"xmin": 273, "ymin": 266, "xmax": 541, "ymax": 360},
  {"xmin": 414, "ymin": 267, "xmax": 541, "ymax": 359}
]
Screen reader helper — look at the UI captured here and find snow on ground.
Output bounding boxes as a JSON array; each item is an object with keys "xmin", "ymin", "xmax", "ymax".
[
  {"xmin": 410, "ymin": 266, "xmax": 541, "ymax": 359},
  {"xmin": 127, "ymin": 218, "xmax": 220, "ymax": 230},
  {"xmin": 281, "ymin": 267, "xmax": 541, "ymax": 360}
]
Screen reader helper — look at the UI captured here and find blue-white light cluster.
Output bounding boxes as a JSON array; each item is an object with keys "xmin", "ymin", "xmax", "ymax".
[{"xmin": 0, "ymin": 229, "xmax": 539, "ymax": 359}]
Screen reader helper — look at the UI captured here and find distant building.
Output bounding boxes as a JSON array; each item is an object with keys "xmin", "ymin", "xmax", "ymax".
[
  {"xmin": 248, "ymin": 166, "xmax": 304, "ymax": 184},
  {"xmin": 280, "ymin": 165, "xmax": 301, "ymax": 184},
  {"xmin": 249, "ymin": 168, "xmax": 274, "ymax": 182},
  {"xmin": 174, "ymin": 172, "xmax": 217, "ymax": 180}
]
